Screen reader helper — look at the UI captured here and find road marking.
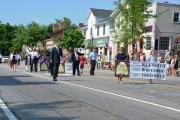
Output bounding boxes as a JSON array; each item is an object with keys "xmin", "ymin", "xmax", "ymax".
[
  {"xmin": 1, "ymin": 65, "xmax": 180, "ymax": 113},
  {"xmin": 0, "ymin": 98, "xmax": 18, "ymax": 120},
  {"xmin": 15, "ymin": 69, "xmax": 180, "ymax": 113}
]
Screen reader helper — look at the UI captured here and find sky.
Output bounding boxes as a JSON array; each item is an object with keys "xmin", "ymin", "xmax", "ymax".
[{"xmin": 0, "ymin": 0, "xmax": 180, "ymax": 25}]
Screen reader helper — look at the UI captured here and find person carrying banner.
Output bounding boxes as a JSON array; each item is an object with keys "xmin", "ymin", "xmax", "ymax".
[{"xmin": 114, "ymin": 47, "xmax": 128, "ymax": 84}]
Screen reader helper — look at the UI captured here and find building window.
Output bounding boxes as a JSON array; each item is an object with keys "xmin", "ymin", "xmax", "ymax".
[
  {"xmin": 90, "ymin": 28, "xmax": 93, "ymax": 35},
  {"xmin": 97, "ymin": 26, "xmax": 99, "ymax": 36},
  {"xmin": 173, "ymin": 12, "xmax": 180, "ymax": 23},
  {"xmin": 145, "ymin": 37, "xmax": 151, "ymax": 50},
  {"xmin": 103, "ymin": 25, "xmax": 106, "ymax": 35},
  {"xmin": 155, "ymin": 37, "xmax": 169, "ymax": 50},
  {"xmin": 144, "ymin": 26, "xmax": 152, "ymax": 33}
]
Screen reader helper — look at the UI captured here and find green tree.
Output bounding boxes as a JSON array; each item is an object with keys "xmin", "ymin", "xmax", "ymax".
[
  {"xmin": 0, "ymin": 23, "xmax": 17, "ymax": 55},
  {"xmin": 60, "ymin": 28, "xmax": 84, "ymax": 52},
  {"xmin": 11, "ymin": 25, "xmax": 28, "ymax": 53},
  {"xmin": 59, "ymin": 18, "xmax": 84, "ymax": 52},
  {"xmin": 26, "ymin": 22, "xmax": 49, "ymax": 47},
  {"xmin": 114, "ymin": 0, "xmax": 154, "ymax": 47}
]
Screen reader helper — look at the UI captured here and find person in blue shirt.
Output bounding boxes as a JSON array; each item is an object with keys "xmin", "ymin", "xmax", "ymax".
[
  {"xmin": 148, "ymin": 50, "xmax": 157, "ymax": 63},
  {"xmin": 89, "ymin": 48, "xmax": 98, "ymax": 75}
]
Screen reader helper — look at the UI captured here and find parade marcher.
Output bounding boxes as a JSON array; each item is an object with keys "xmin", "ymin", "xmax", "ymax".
[
  {"xmin": 114, "ymin": 47, "xmax": 128, "ymax": 84},
  {"xmin": 79, "ymin": 54, "xmax": 85, "ymax": 74},
  {"xmin": 71, "ymin": 48, "xmax": 82, "ymax": 76},
  {"xmin": 50, "ymin": 43, "xmax": 63, "ymax": 81},
  {"xmin": 148, "ymin": 50, "xmax": 157, "ymax": 63},
  {"xmin": 24, "ymin": 53, "xmax": 32, "ymax": 71},
  {"xmin": 89, "ymin": 48, "xmax": 98, "ymax": 75},
  {"xmin": 30, "ymin": 48, "xmax": 39, "ymax": 72},
  {"xmin": 147, "ymin": 50, "xmax": 157, "ymax": 84},
  {"xmin": 10, "ymin": 52, "xmax": 18, "ymax": 71},
  {"xmin": 17, "ymin": 53, "xmax": 21, "ymax": 66}
]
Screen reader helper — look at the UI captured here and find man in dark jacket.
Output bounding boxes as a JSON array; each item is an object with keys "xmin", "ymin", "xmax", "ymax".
[
  {"xmin": 50, "ymin": 43, "xmax": 63, "ymax": 81},
  {"xmin": 71, "ymin": 48, "xmax": 82, "ymax": 76}
]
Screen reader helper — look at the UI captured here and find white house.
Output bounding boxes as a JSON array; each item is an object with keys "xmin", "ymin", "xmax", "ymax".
[
  {"xmin": 143, "ymin": 2, "xmax": 180, "ymax": 58},
  {"xmin": 85, "ymin": 8, "xmax": 114, "ymax": 62}
]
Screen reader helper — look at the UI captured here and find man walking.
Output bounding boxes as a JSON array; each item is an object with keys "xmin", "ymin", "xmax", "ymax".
[
  {"xmin": 71, "ymin": 48, "xmax": 82, "ymax": 76},
  {"xmin": 30, "ymin": 48, "xmax": 39, "ymax": 72},
  {"xmin": 50, "ymin": 43, "xmax": 63, "ymax": 81},
  {"xmin": 89, "ymin": 48, "xmax": 98, "ymax": 75}
]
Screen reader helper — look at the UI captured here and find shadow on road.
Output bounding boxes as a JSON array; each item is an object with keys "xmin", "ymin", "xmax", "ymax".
[
  {"xmin": 10, "ymin": 100, "xmax": 80, "ymax": 120},
  {"xmin": 0, "ymin": 75, "xmax": 56, "ymax": 86}
]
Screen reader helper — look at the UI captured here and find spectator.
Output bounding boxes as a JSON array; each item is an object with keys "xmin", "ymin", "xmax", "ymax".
[{"xmin": 171, "ymin": 55, "xmax": 179, "ymax": 76}]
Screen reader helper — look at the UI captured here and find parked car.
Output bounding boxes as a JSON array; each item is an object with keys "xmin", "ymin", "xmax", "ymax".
[{"xmin": 1, "ymin": 56, "xmax": 9, "ymax": 63}]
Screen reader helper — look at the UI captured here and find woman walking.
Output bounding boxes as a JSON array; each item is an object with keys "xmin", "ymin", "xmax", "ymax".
[
  {"xmin": 10, "ymin": 52, "xmax": 18, "ymax": 71},
  {"xmin": 114, "ymin": 47, "xmax": 128, "ymax": 84}
]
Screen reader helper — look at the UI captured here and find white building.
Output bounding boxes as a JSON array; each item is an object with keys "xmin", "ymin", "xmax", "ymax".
[
  {"xmin": 85, "ymin": 8, "xmax": 114, "ymax": 62},
  {"xmin": 143, "ymin": 2, "xmax": 180, "ymax": 58}
]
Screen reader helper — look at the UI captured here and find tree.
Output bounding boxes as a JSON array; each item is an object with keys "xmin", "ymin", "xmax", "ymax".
[
  {"xmin": 11, "ymin": 25, "xmax": 28, "ymax": 53},
  {"xmin": 59, "ymin": 18, "xmax": 84, "ymax": 52},
  {"xmin": 60, "ymin": 28, "xmax": 84, "ymax": 52},
  {"xmin": 26, "ymin": 22, "xmax": 49, "ymax": 47},
  {"xmin": 114, "ymin": 0, "xmax": 154, "ymax": 49},
  {"xmin": 0, "ymin": 22, "xmax": 17, "ymax": 55}
]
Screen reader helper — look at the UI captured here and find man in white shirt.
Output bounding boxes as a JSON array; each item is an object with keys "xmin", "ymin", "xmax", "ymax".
[
  {"xmin": 89, "ymin": 48, "xmax": 98, "ymax": 75},
  {"xmin": 30, "ymin": 48, "xmax": 39, "ymax": 72}
]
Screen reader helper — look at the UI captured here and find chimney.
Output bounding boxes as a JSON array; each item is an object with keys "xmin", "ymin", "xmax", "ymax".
[{"xmin": 79, "ymin": 23, "xmax": 85, "ymax": 28}]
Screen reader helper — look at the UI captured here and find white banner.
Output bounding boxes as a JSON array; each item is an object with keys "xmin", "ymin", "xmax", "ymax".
[
  {"xmin": 130, "ymin": 61, "xmax": 167, "ymax": 80},
  {"xmin": 65, "ymin": 63, "xmax": 73, "ymax": 74}
]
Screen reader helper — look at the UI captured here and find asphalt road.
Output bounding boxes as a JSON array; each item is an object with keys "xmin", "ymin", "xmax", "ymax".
[{"xmin": 0, "ymin": 63, "xmax": 180, "ymax": 120}]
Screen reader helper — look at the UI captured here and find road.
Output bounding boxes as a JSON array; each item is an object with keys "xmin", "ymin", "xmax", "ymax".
[{"xmin": 0, "ymin": 63, "xmax": 180, "ymax": 120}]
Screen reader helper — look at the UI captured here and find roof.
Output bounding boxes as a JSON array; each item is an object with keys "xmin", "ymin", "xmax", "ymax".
[
  {"xmin": 95, "ymin": 18, "xmax": 114, "ymax": 26},
  {"xmin": 90, "ymin": 8, "xmax": 113, "ymax": 18}
]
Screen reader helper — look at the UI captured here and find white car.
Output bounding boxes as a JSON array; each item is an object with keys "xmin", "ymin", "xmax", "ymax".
[{"xmin": 1, "ymin": 56, "xmax": 9, "ymax": 63}]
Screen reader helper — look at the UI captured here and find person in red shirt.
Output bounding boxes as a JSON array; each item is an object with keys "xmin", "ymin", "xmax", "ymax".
[{"xmin": 79, "ymin": 55, "xmax": 85, "ymax": 74}]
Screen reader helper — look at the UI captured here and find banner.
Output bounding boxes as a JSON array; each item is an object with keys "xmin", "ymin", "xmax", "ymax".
[
  {"xmin": 130, "ymin": 61, "xmax": 167, "ymax": 80},
  {"xmin": 64, "ymin": 63, "xmax": 73, "ymax": 74}
]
